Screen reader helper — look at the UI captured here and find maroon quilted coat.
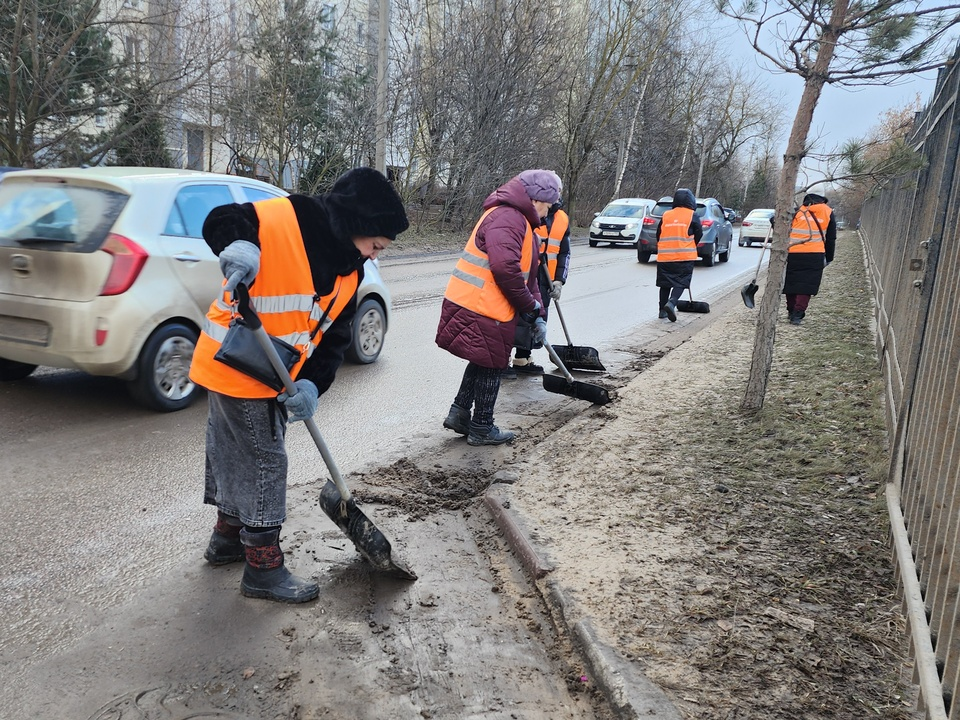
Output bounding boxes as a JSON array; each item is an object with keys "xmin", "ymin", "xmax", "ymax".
[{"xmin": 436, "ymin": 178, "xmax": 544, "ymax": 369}]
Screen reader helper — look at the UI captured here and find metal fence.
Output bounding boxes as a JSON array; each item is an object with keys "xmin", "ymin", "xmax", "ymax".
[{"xmin": 860, "ymin": 41, "xmax": 960, "ymax": 720}]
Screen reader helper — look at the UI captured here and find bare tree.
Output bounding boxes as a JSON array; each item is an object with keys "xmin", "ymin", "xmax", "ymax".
[
  {"xmin": 0, "ymin": 0, "xmax": 231, "ymax": 168},
  {"xmin": 718, "ymin": 0, "xmax": 960, "ymax": 411},
  {"xmin": 391, "ymin": 0, "xmax": 563, "ymax": 228}
]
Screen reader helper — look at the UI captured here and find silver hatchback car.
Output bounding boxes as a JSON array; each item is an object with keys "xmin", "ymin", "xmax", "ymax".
[{"xmin": 0, "ymin": 167, "xmax": 392, "ymax": 411}]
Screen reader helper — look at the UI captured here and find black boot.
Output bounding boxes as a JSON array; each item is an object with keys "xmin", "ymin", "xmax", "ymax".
[
  {"xmin": 664, "ymin": 301, "xmax": 677, "ymax": 322},
  {"xmin": 240, "ymin": 528, "xmax": 319, "ymax": 603},
  {"xmin": 467, "ymin": 421, "xmax": 515, "ymax": 446},
  {"xmin": 204, "ymin": 511, "xmax": 244, "ymax": 565},
  {"xmin": 442, "ymin": 403, "xmax": 471, "ymax": 435}
]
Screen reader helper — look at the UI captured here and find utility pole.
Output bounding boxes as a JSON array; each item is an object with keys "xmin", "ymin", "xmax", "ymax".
[{"xmin": 374, "ymin": 0, "xmax": 389, "ymax": 174}]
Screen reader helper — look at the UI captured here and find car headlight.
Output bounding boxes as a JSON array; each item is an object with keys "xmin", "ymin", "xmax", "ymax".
[
  {"xmin": 590, "ymin": 221, "xmax": 599, "ymax": 230},
  {"xmin": 623, "ymin": 222, "xmax": 638, "ymax": 231}
]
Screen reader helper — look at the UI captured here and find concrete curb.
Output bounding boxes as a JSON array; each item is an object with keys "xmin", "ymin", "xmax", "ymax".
[{"xmin": 484, "ymin": 490, "xmax": 683, "ymax": 720}]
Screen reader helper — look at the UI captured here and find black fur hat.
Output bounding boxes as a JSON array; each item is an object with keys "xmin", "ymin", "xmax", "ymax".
[{"xmin": 322, "ymin": 167, "xmax": 410, "ymax": 242}]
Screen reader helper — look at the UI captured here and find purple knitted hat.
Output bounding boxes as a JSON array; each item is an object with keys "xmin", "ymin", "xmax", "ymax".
[{"xmin": 516, "ymin": 169, "xmax": 562, "ymax": 204}]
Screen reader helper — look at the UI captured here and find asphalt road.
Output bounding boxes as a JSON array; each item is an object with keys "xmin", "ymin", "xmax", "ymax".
[{"xmin": 0, "ymin": 233, "xmax": 762, "ymax": 719}]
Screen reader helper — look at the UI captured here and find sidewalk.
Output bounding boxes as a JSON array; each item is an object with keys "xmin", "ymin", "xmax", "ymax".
[{"xmin": 482, "ymin": 234, "xmax": 919, "ymax": 720}]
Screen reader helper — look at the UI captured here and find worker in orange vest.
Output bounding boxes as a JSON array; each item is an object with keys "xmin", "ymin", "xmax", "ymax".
[
  {"xmin": 436, "ymin": 169, "xmax": 559, "ymax": 445},
  {"xmin": 655, "ymin": 188, "xmax": 703, "ymax": 322},
  {"xmin": 507, "ymin": 198, "xmax": 571, "ymax": 376},
  {"xmin": 784, "ymin": 193, "xmax": 836, "ymax": 325},
  {"xmin": 190, "ymin": 168, "xmax": 409, "ymax": 603}
]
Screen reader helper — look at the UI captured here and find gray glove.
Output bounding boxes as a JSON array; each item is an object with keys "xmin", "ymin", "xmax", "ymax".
[
  {"xmin": 550, "ymin": 281, "xmax": 563, "ymax": 300},
  {"xmin": 219, "ymin": 240, "xmax": 260, "ymax": 293},
  {"xmin": 278, "ymin": 379, "xmax": 318, "ymax": 423},
  {"xmin": 531, "ymin": 317, "xmax": 548, "ymax": 347}
]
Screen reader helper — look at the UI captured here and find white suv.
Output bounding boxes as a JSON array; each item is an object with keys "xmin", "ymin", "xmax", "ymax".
[{"xmin": 0, "ymin": 167, "xmax": 392, "ymax": 411}]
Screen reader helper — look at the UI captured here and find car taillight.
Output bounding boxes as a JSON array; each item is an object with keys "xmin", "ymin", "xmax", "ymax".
[
  {"xmin": 99, "ymin": 233, "xmax": 148, "ymax": 296},
  {"xmin": 701, "ymin": 219, "xmax": 714, "ymax": 228},
  {"xmin": 642, "ymin": 217, "xmax": 656, "ymax": 225},
  {"xmin": 742, "ymin": 221, "xmax": 752, "ymax": 227}
]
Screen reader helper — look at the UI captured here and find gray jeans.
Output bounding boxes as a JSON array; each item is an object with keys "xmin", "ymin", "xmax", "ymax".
[{"xmin": 203, "ymin": 392, "xmax": 288, "ymax": 527}]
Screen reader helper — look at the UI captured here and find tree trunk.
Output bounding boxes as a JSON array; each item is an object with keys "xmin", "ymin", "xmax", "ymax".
[
  {"xmin": 612, "ymin": 70, "xmax": 650, "ymax": 198},
  {"xmin": 740, "ymin": 0, "xmax": 848, "ymax": 412}
]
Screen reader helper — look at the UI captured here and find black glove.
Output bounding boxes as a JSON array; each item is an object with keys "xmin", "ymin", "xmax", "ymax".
[{"xmin": 519, "ymin": 301, "xmax": 541, "ymax": 325}]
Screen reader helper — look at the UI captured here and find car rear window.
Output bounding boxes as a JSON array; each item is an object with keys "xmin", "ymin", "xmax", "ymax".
[
  {"xmin": 0, "ymin": 181, "xmax": 127, "ymax": 252},
  {"xmin": 652, "ymin": 202, "xmax": 672, "ymax": 217}
]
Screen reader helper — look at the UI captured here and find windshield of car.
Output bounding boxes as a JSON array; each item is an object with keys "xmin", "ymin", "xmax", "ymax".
[
  {"xmin": 746, "ymin": 210, "xmax": 774, "ymax": 221},
  {"xmin": 0, "ymin": 182, "xmax": 127, "ymax": 251},
  {"xmin": 600, "ymin": 203, "xmax": 647, "ymax": 218}
]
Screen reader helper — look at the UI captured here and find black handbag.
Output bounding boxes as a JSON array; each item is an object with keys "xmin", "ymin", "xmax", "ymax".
[{"xmin": 213, "ymin": 319, "xmax": 300, "ymax": 392}]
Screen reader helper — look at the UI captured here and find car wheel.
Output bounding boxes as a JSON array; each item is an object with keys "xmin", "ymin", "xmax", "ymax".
[
  {"xmin": 127, "ymin": 323, "xmax": 199, "ymax": 412},
  {"xmin": 589, "ymin": 239, "xmax": 598, "ymax": 247},
  {"xmin": 738, "ymin": 238, "xmax": 745, "ymax": 246},
  {"xmin": 347, "ymin": 297, "xmax": 386, "ymax": 364},
  {"xmin": 719, "ymin": 242, "xmax": 731, "ymax": 263},
  {"xmin": 702, "ymin": 248, "xmax": 715, "ymax": 267},
  {"xmin": 0, "ymin": 358, "xmax": 38, "ymax": 381},
  {"xmin": 637, "ymin": 250, "xmax": 652, "ymax": 263}
]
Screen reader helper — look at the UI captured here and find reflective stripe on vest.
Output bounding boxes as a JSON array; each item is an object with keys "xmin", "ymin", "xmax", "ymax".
[
  {"xmin": 789, "ymin": 205, "xmax": 830, "ymax": 254},
  {"xmin": 536, "ymin": 208, "xmax": 569, "ymax": 281},
  {"xmin": 189, "ymin": 197, "xmax": 359, "ymax": 398},
  {"xmin": 658, "ymin": 207, "xmax": 698, "ymax": 262},
  {"xmin": 443, "ymin": 206, "xmax": 533, "ymax": 322}
]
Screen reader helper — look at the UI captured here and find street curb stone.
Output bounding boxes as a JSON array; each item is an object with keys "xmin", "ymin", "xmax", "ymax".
[{"xmin": 484, "ymin": 489, "xmax": 683, "ymax": 720}]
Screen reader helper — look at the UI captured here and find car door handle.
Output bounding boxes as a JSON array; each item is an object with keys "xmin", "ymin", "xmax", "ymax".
[{"xmin": 173, "ymin": 253, "xmax": 203, "ymax": 264}]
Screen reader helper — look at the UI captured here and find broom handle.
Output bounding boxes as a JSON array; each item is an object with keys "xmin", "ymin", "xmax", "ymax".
[
  {"xmin": 752, "ymin": 226, "xmax": 772, "ymax": 281},
  {"xmin": 552, "ymin": 299, "xmax": 575, "ymax": 346},
  {"xmin": 236, "ymin": 285, "xmax": 353, "ymax": 504},
  {"xmin": 543, "ymin": 339, "xmax": 576, "ymax": 383}
]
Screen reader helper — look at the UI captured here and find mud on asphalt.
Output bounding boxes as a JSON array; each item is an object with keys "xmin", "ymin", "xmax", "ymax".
[{"xmin": 6, "ymin": 346, "xmax": 669, "ymax": 720}]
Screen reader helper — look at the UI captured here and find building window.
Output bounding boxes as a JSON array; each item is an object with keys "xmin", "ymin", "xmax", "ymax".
[
  {"xmin": 246, "ymin": 65, "xmax": 258, "ymax": 92},
  {"xmin": 357, "ymin": 21, "xmax": 364, "ymax": 44},
  {"xmin": 125, "ymin": 35, "xmax": 142, "ymax": 63},
  {"xmin": 321, "ymin": 4, "xmax": 335, "ymax": 31},
  {"xmin": 186, "ymin": 128, "xmax": 204, "ymax": 171}
]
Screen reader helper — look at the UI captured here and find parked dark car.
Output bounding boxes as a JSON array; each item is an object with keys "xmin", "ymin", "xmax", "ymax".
[
  {"xmin": 639, "ymin": 195, "xmax": 732, "ymax": 265},
  {"xmin": 636, "ymin": 196, "xmax": 673, "ymax": 263},
  {"xmin": 695, "ymin": 197, "xmax": 734, "ymax": 266}
]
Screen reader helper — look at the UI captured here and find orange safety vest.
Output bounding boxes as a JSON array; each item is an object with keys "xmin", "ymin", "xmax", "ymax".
[
  {"xmin": 189, "ymin": 197, "xmax": 359, "ymax": 398},
  {"xmin": 789, "ymin": 204, "xmax": 831, "ymax": 254},
  {"xmin": 536, "ymin": 208, "xmax": 569, "ymax": 281},
  {"xmin": 443, "ymin": 206, "xmax": 534, "ymax": 322},
  {"xmin": 657, "ymin": 207, "xmax": 698, "ymax": 262}
]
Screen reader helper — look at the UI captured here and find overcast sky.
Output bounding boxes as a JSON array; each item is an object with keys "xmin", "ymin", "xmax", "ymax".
[{"xmin": 721, "ymin": 17, "xmax": 951, "ymax": 187}]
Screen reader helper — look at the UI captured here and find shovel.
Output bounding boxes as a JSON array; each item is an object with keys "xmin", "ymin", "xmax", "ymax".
[
  {"xmin": 741, "ymin": 226, "xmax": 772, "ymax": 309},
  {"xmin": 550, "ymin": 299, "xmax": 606, "ymax": 371},
  {"xmin": 541, "ymin": 339, "xmax": 611, "ymax": 405},
  {"xmin": 235, "ymin": 286, "xmax": 417, "ymax": 581},
  {"xmin": 675, "ymin": 288, "xmax": 710, "ymax": 313},
  {"xmin": 538, "ymin": 264, "xmax": 605, "ymax": 372}
]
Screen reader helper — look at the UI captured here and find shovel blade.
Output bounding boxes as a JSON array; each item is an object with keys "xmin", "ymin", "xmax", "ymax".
[
  {"xmin": 553, "ymin": 344, "xmax": 606, "ymax": 372},
  {"xmin": 319, "ymin": 480, "xmax": 417, "ymax": 580},
  {"xmin": 741, "ymin": 282, "xmax": 758, "ymax": 309},
  {"xmin": 543, "ymin": 373, "xmax": 611, "ymax": 405},
  {"xmin": 675, "ymin": 300, "xmax": 711, "ymax": 314}
]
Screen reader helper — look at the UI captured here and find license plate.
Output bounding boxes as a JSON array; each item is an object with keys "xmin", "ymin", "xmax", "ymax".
[
  {"xmin": 0, "ymin": 315, "xmax": 50, "ymax": 345},
  {"xmin": 602, "ymin": 231, "xmax": 620, "ymax": 237}
]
